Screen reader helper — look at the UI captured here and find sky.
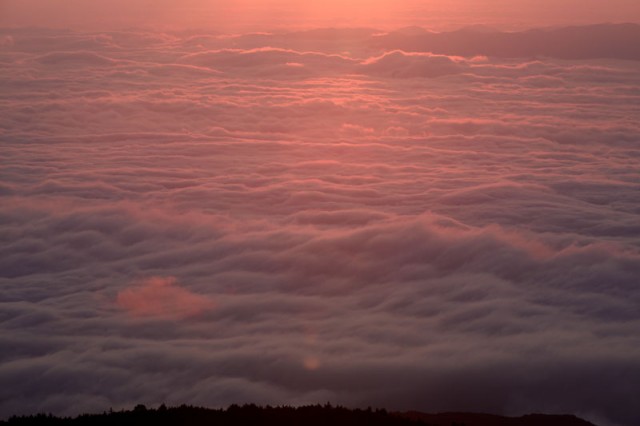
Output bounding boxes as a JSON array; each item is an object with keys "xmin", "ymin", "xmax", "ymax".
[
  {"xmin": 1, "ymin": 2, "xmax": 640, "ymax": 426},
  {"xmin": 2, "ymin": 0, "xmax": 640, "ymax": 31}
]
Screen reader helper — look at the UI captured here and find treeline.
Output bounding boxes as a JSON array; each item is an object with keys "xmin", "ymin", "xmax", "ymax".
[{"xmin": 1, "ymin": 404, "xmax": 436, "ymax": 426}]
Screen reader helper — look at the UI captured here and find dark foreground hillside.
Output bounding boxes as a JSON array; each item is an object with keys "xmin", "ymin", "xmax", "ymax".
[
  {"xmin": 401, "ymin": 411, "xmax": 597, "ymax": 426},
  {"xmin": 2, "ymin": 404, "xmax": 597, "ymax": 426}
]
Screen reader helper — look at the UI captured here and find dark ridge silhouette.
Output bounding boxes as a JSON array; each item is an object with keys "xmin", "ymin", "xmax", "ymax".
[
  {"xmin": 371, "ymin": 23, "xmax": 640, "ymax": 60},
  {"xmin": 0, "ymin": 404, "xmax": 598, "ymax": 426},
  {"xmin": 401, "ymin": 411, "xmax": 598, "ymax": 426}
]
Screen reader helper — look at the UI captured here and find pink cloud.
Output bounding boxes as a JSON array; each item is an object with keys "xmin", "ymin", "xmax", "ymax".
[{"xmin": 117, "ymin": 276, "xmax": 213, "ymax": 319}]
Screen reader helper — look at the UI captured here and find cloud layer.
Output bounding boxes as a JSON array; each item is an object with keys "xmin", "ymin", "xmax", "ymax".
[{"xmin": 1, "ymin": 27, "xmax": 640, "ymax": 426}]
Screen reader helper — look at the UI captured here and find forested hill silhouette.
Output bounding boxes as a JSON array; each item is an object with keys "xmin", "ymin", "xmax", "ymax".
[
  {"xmin": 1, "ymin": 404, "xmax": 598, "ymax": 426},
  {"xmin": 401, "ymin": 411, "xmax": 597, "ymax": 426}
]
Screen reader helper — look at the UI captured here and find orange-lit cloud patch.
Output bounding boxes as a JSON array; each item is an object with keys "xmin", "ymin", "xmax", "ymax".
[
  {"xmin": 302, "ymin": 356, "xmax": 321, "ymax": 371},
  {"xmin": 117, "ymin": 277, "xmax": 213, "ymax": 319}
]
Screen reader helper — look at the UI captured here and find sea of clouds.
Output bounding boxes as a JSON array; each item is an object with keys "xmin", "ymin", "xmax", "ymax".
[{"xmin": 1, "ymin": 26, "xmax": 639, "ymax": 426}]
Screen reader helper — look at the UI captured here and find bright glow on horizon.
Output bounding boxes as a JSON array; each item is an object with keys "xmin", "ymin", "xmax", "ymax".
[{"xmin": 2, "ymin": 0, "xmax": 640, "ymax": 31}]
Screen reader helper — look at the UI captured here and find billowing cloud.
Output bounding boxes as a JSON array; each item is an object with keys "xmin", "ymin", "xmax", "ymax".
[
  {"xmin": 1, "ymin": 26, "xmax": 640, "ymax": 426},
  {"xmin": 372, "ymin": 24, "xmax": 640, "ymax": 61},
  {"xmin": 360, "ymin": 50, "xmax": 466, "ymax": 78}
]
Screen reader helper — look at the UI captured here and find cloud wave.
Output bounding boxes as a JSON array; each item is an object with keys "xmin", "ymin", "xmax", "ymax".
[{"xmin": 1, "ymin": 26, "xmax": 640, "ymax": 426}]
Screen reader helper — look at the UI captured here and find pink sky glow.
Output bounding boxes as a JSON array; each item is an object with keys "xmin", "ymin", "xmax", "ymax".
[{"xmin": 2, "ymin": 0, "xmax": 640, "ymax": 31}]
